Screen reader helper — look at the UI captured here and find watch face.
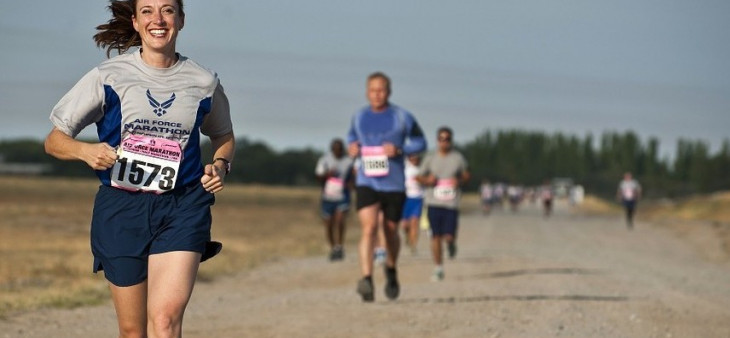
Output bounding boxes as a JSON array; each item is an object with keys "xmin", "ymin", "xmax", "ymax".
[{"xmin": 214, "ymin": 158, "xmax": 231, "ymax": 174}]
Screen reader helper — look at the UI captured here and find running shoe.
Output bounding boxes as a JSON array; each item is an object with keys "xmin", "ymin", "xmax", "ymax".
[
  {"xmin": 384, "ymin": 266, "xmax": 400, "ymax": 300},
  {"xmin": 447, "ymin": 241, "xmax": 457, "ymax": 259},
  {"xmin": 431, "ymin": 266, "xmax": 444, "ymax": 282},
  {"xmin": 200, "ymin": 241, "xmax": 222, "ymax": 262},
  {"xmin": 357, "ymin": 277, "xmax": 374, "ymax": 302},
  {"xmin": 329, "ymin": 246, "xmax": 344, "ymax": 261}
]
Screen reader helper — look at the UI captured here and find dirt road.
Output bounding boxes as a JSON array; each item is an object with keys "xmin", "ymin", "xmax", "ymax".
[{"xmin": 3, "ymin": 201, "xmax": 730, "ymax": 337}]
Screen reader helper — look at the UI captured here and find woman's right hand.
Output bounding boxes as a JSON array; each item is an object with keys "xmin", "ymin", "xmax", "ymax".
[
  {"xmin": 81, "ymin": 142, "xmax": 118, "ymax": 170},
  {"xmin": 45, "ymin": 128, "xmax": 118, "ymax": 170}
]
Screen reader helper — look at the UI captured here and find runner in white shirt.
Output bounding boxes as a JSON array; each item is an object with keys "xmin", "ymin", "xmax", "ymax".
[
  {"xmin": 480, "ymin": 179, "xmax": 493, "ymax": 215},
  {"xmin": 401, "ymin": 154, "xmax": 424, "ymax": 253},
  {"xmin": 315, "ymin": 139, "xmax": 354, "ymax": 261},
  {"xmin": 616, "ymin": 172, "xmax": 642, "ymax": 229}
]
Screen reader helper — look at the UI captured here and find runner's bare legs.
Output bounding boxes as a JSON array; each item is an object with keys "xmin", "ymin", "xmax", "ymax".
[
  {"xmin": 382, "ymin": 219, "xmax": 401, "ymax": 268},
  {"xmin": 109, "ymin": 282, "xmax": 147, "ymax": 337},
  {"xmin": 404, "ymin": 216, "xmax": 420, "ymax": 252},
  {"xmin": 332, "ymin": 210, "xmax": 347, "ymax": 250},
  {"xmin": 147, "ymin": 251, "xmax": 200, "ymax": 338},
  {"xmin": 323, "ymin": 216, "xmax": 336, "ymax": 249},
  {"xmin": 358, "ymin": 204, "xmax": 380, "ymax": 277}
]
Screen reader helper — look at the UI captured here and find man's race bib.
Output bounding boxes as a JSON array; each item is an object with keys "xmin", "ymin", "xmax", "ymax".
[
  {"xmin": 361, "ymin": 146, "xmax": 389, "ymax": 177},
  {"xmin": 622, "ymin": 188, "xmax": 635, "ymax": 200},
  {"xmin": 323, "ymin": 177, "xmax": 345, "ymax": 201},
  {"xmin": 433, "ymin": 178, "xmax": 457, "ymax": 201},
  {"xmin": 111, "ymin": 135, "xmax": 182, "ymax": 193}
]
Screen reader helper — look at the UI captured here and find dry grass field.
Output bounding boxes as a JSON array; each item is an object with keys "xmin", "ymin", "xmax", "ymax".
[{"xmin": 0, "ymin": 176, "xmax": 339, "ymax": 317}]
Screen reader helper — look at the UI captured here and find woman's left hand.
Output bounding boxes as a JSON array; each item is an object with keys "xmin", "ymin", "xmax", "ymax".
[{"xmin": 201, "ymin": 163, "xmax": 226, "ymax": 193}]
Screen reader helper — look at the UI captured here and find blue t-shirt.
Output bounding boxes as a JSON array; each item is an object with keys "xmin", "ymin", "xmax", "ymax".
[{"xmin": 346, "ymin": 104, "xmax": 426, "ymax": 192}]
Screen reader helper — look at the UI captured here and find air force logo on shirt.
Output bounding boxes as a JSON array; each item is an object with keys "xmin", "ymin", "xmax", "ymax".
[{"xmin": 146, "ymin": 89, "xmax": 176, "ymax": 117}]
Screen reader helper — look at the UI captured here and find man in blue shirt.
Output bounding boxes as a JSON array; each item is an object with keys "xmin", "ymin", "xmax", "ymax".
[{"xmin": 347, "ymin": 72, "xmax": 427, "ymax": 302}]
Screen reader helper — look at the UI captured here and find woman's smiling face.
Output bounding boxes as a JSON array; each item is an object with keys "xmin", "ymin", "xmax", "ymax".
[{"xmin": 132, "ymin": 0, "xmax": 185, "ymax": 55}]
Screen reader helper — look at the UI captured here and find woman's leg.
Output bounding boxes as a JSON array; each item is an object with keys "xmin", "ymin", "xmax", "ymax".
[
  {"xmin": 109, "ymin": 281, "xmax": 148, "ymax": 338},
  {"xmin": 146, "ymin": 251, "xmax": 201, "ymax": 338}
]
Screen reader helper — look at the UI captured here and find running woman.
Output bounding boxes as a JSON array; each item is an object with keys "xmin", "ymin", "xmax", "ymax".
[
  {"xmin": 348, "ymin": 72, "xmax": 427, "ymax": 302},
  {"xmin": 44, "ymin": 1, "xmax": 235, "ymax": 336},
  {"xmin": 315, "ymin": 138, "xmax": 354, "ymax": 261},
  {"xmin": 617, "ymin": 172, "xmax": 642, "ymax": 229},
  {"xmin": 401, "ymin": 153, "xmax": 425, "ymax": 254},
  {"xmin": 416, "ymin": 127, "xmax": 470, "ymax": 282}
]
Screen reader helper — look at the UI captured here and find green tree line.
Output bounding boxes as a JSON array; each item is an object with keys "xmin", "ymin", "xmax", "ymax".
[
  {"xmin": 1, "ymin": 130, "xmax": 728, "ymax": 198},
  {"xmin": 461, "ymin": 130, "xmax": 730, "ymax": 198}
]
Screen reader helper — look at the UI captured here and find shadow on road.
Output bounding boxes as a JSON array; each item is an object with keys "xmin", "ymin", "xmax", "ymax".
[
  {"xmin": 469, "ymin": 267, "xmax": 603, "ymax": 279},
  {"xmin": 393, "ymin": 294, "xmax": 629, "ymax": 305}
]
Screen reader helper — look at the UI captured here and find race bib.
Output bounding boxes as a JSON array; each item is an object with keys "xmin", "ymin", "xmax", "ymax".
[
  {"xmin": 405, "ymin": 177, "xmax": 423, "ymax": 197},
  {"xmin": 111, "ymin": 135, "xmax": 182, "ymax": 193},
  {"xmin": 622, "ymin": 188, "xmax": 635, "ymax": 200},
  {"xmin": 323, "ymin": 177, "xmax": 345, "ymax": 201},
  {"xmin": 361, "ymin": 146, "xmax": 389, "ymax": 177},
  {"xmin": 433, "ymin": 179, "xmax": 457, "ymax": 201}
]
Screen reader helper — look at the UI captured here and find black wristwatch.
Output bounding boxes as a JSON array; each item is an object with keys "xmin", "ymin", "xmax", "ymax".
[{"xmin": 213, "ymin": 158, "xmax": 231, "ymax": 175}]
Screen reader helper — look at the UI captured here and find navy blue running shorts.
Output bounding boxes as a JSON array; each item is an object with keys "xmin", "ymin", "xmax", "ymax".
[
  {"xmin": 623, "ymin": 199, "xmax": 637, "ymax": 212},
  {"xmin": 90, "ymin": 181, "xmax": 215, "ymax": 287},
  {"xmin": 427, "ymin": 206, "xmax": 459, "ymax": 237},
  {"xmin": 356, "ymin": 186, "xmax": 406, "ymax": 223},
  {"xmin": 320, "ymin": 198, "xmax": 350, "ymax": 218}
]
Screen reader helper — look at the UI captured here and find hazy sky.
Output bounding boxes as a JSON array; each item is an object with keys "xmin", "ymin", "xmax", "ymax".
[{"xmin": 1, "ymin": 1, "xmax": 728, "ymax": 158}]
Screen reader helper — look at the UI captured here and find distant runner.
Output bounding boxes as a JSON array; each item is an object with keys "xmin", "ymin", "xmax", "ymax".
[
  {"xmin": 401, "ymin": 153, "xmax": 425, "ymax": 254},
  {"xmin": 617, "ymin": 172, "xmax": 642, "ymax": 229},
  {"xmin": 480, "ymin": 179, "xmax": 493, "ymax": 215},
  {"xmin": 540, "ymin": 180, "xmax": 554, "ymax": 218},
  {"xmin": 315, "ymin": 138, "xmax": 354, "ymax": 261}
]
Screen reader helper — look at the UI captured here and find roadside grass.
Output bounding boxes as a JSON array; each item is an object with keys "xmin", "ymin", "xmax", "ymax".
[
  {"xmin": 575, "ymin": 191, "xmax": 730, "ymax": 260},
  {"xmin": 640, "ymin": 191, "xmax": 730, "ymax": 224},
  {"xmin": 576, "ymin": 191, "xmax": 730, "ymax": 225},
  {"xmin": 0, "ymin": 177, "xmax": 336, "ymax": 317}
]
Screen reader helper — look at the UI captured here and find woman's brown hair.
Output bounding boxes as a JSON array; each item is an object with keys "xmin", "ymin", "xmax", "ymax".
[{"xmin": 93, "ymin": 0, "xmax": 185, "ymax": 58}]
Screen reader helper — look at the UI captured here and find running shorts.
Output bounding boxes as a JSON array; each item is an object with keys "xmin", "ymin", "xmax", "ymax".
[
  {"xmin": 427, "ymin": 206, "xmax": 459, "ymax": 237},
  {"xmin": 320, "ymin": 198, "xmax": 350, "ymax": 218},
  {"xmin": 401, "ymin": 197, "xmax": 424, "ymax": 219},
  {"xmin": 355, "ymin": 186, "xmax": 406, "ymax": 223},
  {"xmin": 623, "ymin": 199, "xmax": 636, "ymax": 212},
  {"xmin": 90, "ymin": 181, "xmax": 215, "ymax": 287}
]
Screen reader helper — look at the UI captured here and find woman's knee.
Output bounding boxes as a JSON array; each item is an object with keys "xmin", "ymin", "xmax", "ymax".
[
  {"xmin": 148, "ymin": 310, "xmax": 183, "ymax": 336},
  {"xmin": 117, "ymin": 322, "xmax": 146, "ymax": 338}
]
